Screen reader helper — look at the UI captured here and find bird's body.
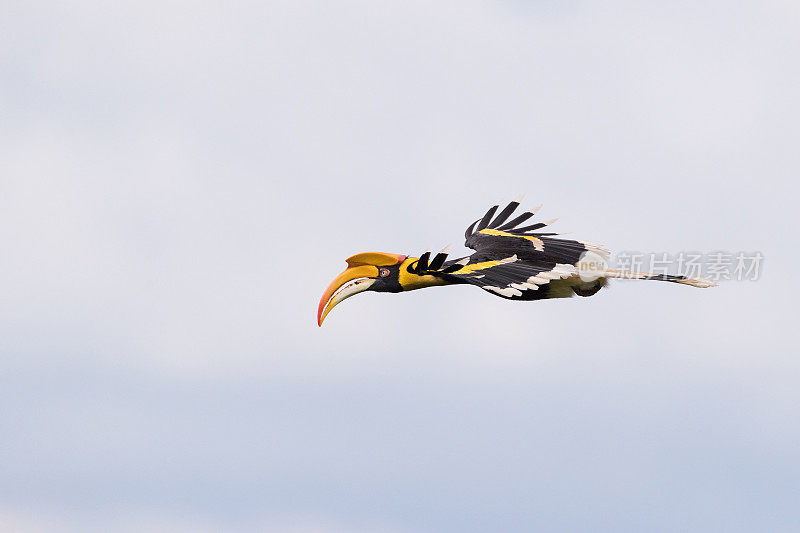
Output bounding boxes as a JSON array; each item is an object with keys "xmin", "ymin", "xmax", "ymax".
[{"xmin": 318, "ymin": 197, "xmax": 715, "ymax": 325}]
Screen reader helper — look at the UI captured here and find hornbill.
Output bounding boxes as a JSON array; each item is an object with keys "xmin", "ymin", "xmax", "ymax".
[{"xmin": 318, "ymin": 196, "xmax": 715, "ymax": 326}]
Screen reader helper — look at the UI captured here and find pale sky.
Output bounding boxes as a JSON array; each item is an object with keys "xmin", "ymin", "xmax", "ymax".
[{"xmin": 1, "ymin": 1, "xmax": 799, "ymax": 531}]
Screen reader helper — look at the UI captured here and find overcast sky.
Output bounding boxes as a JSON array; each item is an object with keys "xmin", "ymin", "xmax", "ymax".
[{"xmin": 1, "ymin": 1, "xmax": 799, "ymax": 531}]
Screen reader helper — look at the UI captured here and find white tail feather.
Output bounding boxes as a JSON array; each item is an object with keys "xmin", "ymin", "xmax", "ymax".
[{"xmin": 603, "ymin": 268, "xmax": 717, "ymax": 288}]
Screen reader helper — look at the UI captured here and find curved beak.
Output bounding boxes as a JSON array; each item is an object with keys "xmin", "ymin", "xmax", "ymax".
[{"xmin": 317, "ymin": 265, "xmax": 379, "ymax": 326}]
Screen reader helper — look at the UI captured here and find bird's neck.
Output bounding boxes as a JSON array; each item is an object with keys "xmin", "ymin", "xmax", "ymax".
[{"xmin": 398, "ymin": 257, "xmax": 451, "ymax": 291}]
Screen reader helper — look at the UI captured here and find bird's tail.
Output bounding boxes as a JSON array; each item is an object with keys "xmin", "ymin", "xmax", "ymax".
[{"xmin": 603, "ymin": 268, "xmax": 717, "ymax": 288}]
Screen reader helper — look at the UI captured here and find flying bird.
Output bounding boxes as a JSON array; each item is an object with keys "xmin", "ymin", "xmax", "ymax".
[{"xmin": 317, "ymin": 196, "xmax": 715, "ymax": 326}]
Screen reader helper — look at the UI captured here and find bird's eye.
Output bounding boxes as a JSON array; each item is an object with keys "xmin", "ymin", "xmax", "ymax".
[{"xmin": 379, "ymin": 268, "xmax": 390, "ymax": 277}]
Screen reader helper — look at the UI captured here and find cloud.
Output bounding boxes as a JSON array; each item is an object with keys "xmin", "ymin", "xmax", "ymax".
[{"xmin": 0, "ymin": 1, "xmax": 798, "ymax": 531}]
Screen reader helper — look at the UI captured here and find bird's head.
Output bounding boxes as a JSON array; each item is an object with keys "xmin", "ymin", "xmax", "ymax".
[{"xmin": 317, "ymin": 252, "xmax": 409, "ymax": 326}]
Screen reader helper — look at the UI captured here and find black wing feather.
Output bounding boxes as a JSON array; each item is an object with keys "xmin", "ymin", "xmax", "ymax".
[
  {"xmin": 496, "ymin": 211, "xmax": 535, "ymax": 231},
  {"xmin": 476, "ymin": 204, "xmax": 498, "ymax": 231},
  {"xmin": 488, "ymin": 201, "xmax": 520, "ymax": 229}
]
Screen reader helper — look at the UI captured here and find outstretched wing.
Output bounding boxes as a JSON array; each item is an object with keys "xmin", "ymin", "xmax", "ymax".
[
  {"xmin": 429, "ymin": 197, "xmax": 610, "ymax": 300},
  {"xmin": 464, "ymin": 197, "xmax": 607, "ymax": 261},
  {"xmin": 447, "ymin": 253, "xmax": 583, "ymax": 300}
]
